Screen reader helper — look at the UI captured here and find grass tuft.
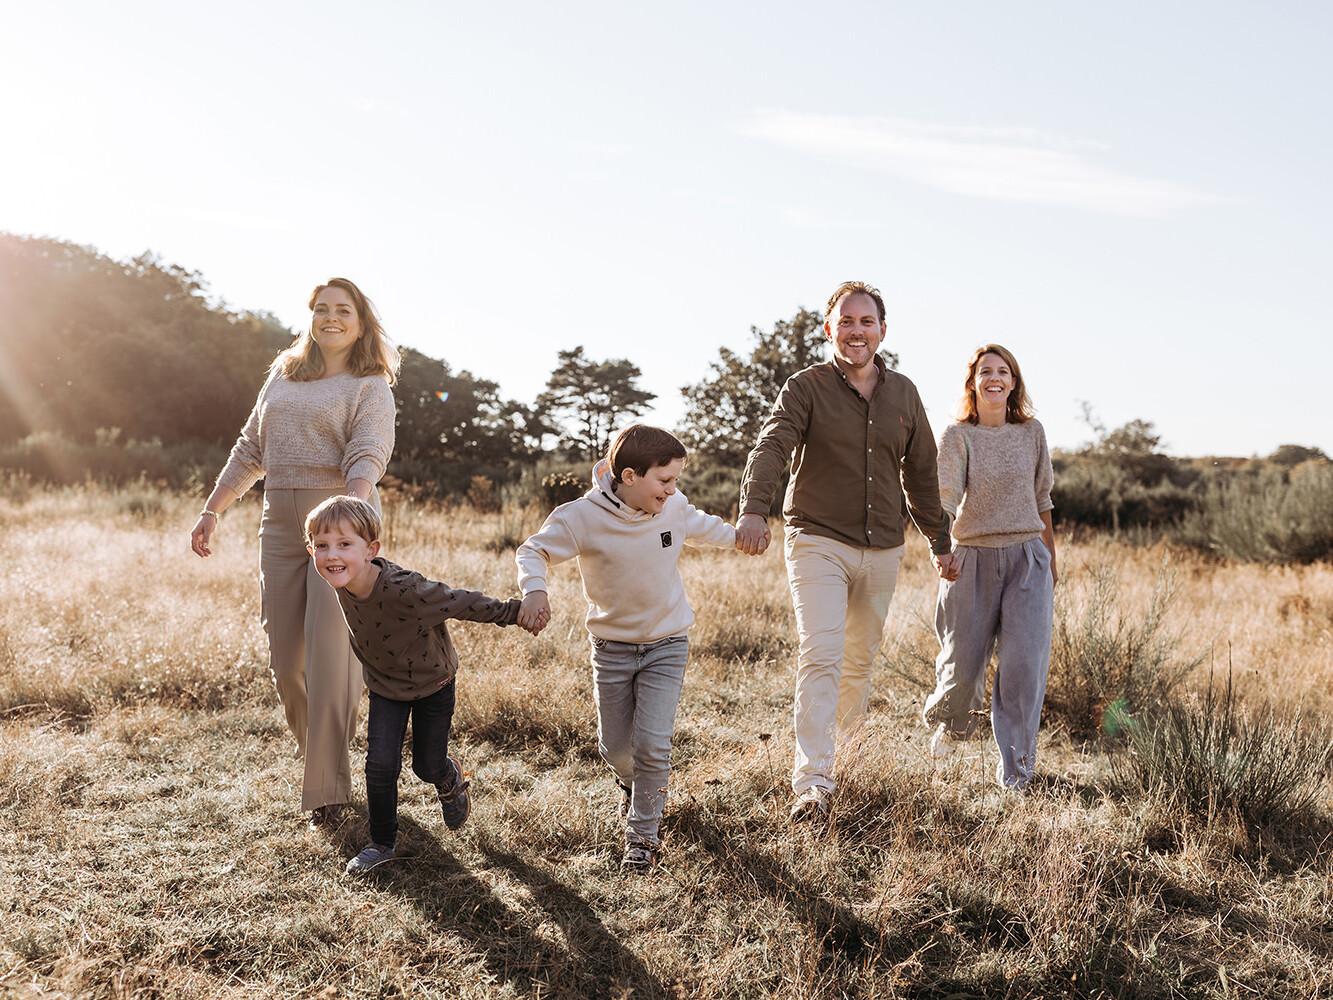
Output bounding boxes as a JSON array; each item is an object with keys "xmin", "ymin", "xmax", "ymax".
[
  {"xmin": 1045, "ymin": 555, "xmax": 1209, "ymax": 740},
  {"xmin": 1114, "ymin": 665, "xmax": 1333, "ymax": 830}
]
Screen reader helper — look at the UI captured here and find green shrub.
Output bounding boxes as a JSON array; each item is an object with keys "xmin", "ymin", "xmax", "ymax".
[
  {"xmin": 1044, "ymin": 557, "xmax": 1208, "ymax": 740},
  {"xmin": 540, "ymin": 470, "xmax": 586, "ymax": 508},
  {"xmin": 1171, "ymin": 462, "xmax": 1333, "ymax": 564},
  {"xmin": 1114, "ymin": 670, "xmax": 1333, "ymax": 828}
]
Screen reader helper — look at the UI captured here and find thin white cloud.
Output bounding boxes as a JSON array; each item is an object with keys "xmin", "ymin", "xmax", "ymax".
[
  {"xmin": 738, "ymin": 110, "xmax": 1220, "ymax": 218},
  {"xmin": 779, "ymin": 208, "xmax": 884, "ymax": 232}
]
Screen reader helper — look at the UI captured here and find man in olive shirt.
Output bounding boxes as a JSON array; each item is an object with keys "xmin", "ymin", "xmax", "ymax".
[{"xmin": 736, "ymin": 280, "xmax": 956, "ymax": 823}]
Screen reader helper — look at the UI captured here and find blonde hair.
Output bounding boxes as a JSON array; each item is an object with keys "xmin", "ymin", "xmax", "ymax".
[
  {"xmin": 304, "ymin": 495, "xmax": 382, "ymax": 546},
  {"xmin": 956, "ymin": 344, "xmax": 1035, "ymax": 425},
  {"xmin": 274, "ymin": 278, "xmax": 401, "ymax": 385}
]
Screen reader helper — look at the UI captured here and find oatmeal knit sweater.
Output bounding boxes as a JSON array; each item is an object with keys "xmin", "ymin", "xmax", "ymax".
[
  {"xmin": 215, "ymin": 371, "xmax": 396, "ymax": 498},
  {"xmin": 936, "ymin": 419, "xmax": 1054, "ymax": 549}
]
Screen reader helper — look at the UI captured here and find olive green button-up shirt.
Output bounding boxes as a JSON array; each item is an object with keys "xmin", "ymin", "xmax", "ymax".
[{"xmin": 739, "ymin": 357, "xmax": 950, "ymax": 554}]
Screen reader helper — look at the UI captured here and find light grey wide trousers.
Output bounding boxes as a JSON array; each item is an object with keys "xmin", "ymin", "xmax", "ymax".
[{"xmin": 923, "ymin": 538, "xmax": 1053, "ymax": 789}]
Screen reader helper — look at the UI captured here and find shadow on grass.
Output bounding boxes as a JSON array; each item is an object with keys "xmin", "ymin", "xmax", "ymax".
[{"xmin": 367, "ymin": 816, "xmax": 670, "ymax": 1000}]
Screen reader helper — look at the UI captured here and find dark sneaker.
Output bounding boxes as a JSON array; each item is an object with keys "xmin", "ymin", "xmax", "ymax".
[
  {"xmin": 437, "ymin": 758, "xmax": 471, "ymax": 830},
  {"xmin": 789, "ymin": 790, "xmax": 830, "ymax": 825},
  {"xmin": 615, "ymin": 778, "xmax": 632, "ymax": 819},
  {"xmin": 308, "ymin": 803, "xmax": 347, "ymax": 832},
  {"xmin": 620, "ymin": 840, "xmax": 658, "ymax": 875},
  {"xmin": 345, "ymin": 842, "xmax": 395, "ymax": 875}
]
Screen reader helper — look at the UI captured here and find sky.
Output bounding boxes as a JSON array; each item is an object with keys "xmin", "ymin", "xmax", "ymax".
[{"xmin": 3, "ymin": 0, "xmax": 1329, "ymax": 458}]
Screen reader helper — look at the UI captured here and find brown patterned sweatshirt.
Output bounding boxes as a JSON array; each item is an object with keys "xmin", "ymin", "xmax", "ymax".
[{"xmin": 335, "ymin": 558, "xmax": 520, "ymax": 701}]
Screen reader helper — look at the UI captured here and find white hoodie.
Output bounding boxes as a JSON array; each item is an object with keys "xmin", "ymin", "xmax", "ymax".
[{"xmin": 516, "ymin": 459, "xmax": 737, "ymax": 643}]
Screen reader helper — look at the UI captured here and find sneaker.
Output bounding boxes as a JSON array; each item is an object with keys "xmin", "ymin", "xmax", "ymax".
[
  {"xmin": 789, "ymin": 788, "xmax": 830, "ymax": 824},
  {"xmin": 930, "ymin": 724, "xmax": 959, "ymax": 759},
  {"xmin": 308, "ymin": 803, "xmax": 347, "ymax": 832},
  {"xmin": 345, "ymin": 842, "xmax": 395, "ymax": 875},
  {"xmin": 437, "ymin": 758, "xmax": 471, "ymax": 830},
  {"xmin": 620, "ymin": 840, "xmax": 658, "ymax": 874},
  {"xmin": 615, "ymin": 778, "xmax": 632, "ymax": 819}
]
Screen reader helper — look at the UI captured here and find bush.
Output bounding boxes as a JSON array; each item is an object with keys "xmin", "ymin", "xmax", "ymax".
[
  {"xmin": 0, "ymin": 430, "xmax": 226, "ymax": 489},
  {"xmin": 1114, "ymin": 670, "xmax": 1333, "ymax": 828},
  {"xmin": 1171, "ymin": 462, "xmax": 1333, "ymax": 564},
  {"xmin": 1044, "ymin": 557, "xmax": 1208, "ymax": 740},
  {"xmin": 1051, "ymin": 460, "xmax": 1197, "ymax": 534},
  {"xmin": 540, "ymin": 470, "xmax": 586, "ymax": 508}
]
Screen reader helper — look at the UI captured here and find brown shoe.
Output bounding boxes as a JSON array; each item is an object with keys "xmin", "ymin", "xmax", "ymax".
[{"xmin": 308, "ymin": 803, "xmax": 347, "ymax": 832}]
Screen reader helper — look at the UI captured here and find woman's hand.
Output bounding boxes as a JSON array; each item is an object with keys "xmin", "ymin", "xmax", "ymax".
[
  {"xmin": 190, "ymin": 514, "xmax": 216, "ymax": 557},
  {"xmin": 190, "ymin": 486, "xmax": 237, "ymax": 558}
]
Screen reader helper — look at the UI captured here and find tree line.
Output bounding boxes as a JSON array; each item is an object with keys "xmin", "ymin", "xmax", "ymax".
[{"xmin": 2, "ymin": 233, "xmax": 1329, "ymax": 561}]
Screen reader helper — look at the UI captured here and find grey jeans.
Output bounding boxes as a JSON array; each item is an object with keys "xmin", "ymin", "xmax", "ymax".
[
  {"xmin": 590, "ymin": 634, "xmax": 689, "ymax": 845},
  {"xmin": 923, "ymin": 538, "xmax": 1053, "ymax": 789}
]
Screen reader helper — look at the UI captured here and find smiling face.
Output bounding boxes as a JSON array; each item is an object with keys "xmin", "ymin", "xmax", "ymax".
[
  {"xmin": 613, "ymin": 457, "xmax": 684, "ymax": 515},
  {"xmin": 310, "ymin": 286, "xmax": 363, "ymax": 366},
  {"xmin": 973, "ymin": 352, "xmax": 1016, "ymax": 412},
  {"xmin": 308, "ymin": 518, "xmax": 381, "ymax": 596},
  {"xmin": 825, "ymin": 291, "xmax": 885, "ymax": 373}
]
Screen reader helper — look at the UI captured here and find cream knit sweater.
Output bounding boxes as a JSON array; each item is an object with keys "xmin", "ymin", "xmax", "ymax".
[
  {"xmin": 215, "ymin": 371, "xmax": 396, "ymax": 497},
  {"xmin": 936, "ymin": 419, "xmax": 1054, "ymax": 548}
]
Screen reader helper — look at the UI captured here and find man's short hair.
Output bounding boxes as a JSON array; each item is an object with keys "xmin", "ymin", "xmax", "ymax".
[
  {"xmin": 825, "ymin": 280, "xmax": 886, "ymax": 325},
  {"xmin": 606, "ymin": 424, "xmax": 688, "ymax": 484},
  {"xmin": 304, "ymin": 495, "xmax": 381, "ymax": 546}
]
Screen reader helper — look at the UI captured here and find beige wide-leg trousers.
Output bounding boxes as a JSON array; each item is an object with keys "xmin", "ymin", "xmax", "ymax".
[{"xmin": 259, "ymin": 488, "xmax": 367, "ymax": 812}]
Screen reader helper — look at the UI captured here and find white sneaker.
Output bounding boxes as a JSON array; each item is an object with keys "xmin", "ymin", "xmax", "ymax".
[
  {"xmin": 789, "ymin": 787, "xmax": 831, "ymax": 824},
  {"xmin": 930, "ymin": 724, "xmax": 958, "ymax": 759}
]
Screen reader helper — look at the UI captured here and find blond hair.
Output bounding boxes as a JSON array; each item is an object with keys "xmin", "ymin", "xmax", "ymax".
[
  {"xmin": 304, "ymin": 495, "xmax": 382, "ymax": 546},
  {"xmin": 275, "ymin": 277, "xmax": 401, "ymax": 385}
]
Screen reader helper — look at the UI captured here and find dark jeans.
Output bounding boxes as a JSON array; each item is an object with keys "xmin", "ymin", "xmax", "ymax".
[{"xmin": 365, "ymin": 681, "xmax": 458, "ymax": 847}]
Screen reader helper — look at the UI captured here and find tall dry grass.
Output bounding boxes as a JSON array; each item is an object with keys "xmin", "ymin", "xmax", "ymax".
[{"xmin": 3, "ymin": 483, "xmax": 1333, "ymax": 998}]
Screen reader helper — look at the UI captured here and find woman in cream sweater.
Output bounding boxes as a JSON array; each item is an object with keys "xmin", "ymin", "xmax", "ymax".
[
  {"xmin": 190, "ymin": 278, "xmax": 399, "ymax": 829},
  {"xmin": 923, "ymin": 344, "xmax": 1057, "ymax": 791}
]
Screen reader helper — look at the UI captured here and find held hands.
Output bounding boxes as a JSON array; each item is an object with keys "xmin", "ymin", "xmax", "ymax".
[
  {"xmin": 933, "ymin": 550, "xmax": 960, "ymax": 582},
  {"xmin": 735, "ymin": 513, "xmax": 771, "ymax": 556},
  {"xmin": 518, "ymin": 592, "xmax": 551, "ymax": 636}
]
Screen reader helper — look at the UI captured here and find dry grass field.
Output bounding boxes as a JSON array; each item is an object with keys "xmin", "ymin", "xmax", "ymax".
[{"xmin": 3, "ymin": 481, "xmax": 1333, "ymax": 999}]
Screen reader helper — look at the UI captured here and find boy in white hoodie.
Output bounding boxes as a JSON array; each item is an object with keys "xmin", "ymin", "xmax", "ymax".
[{"xmin": 516, "ymin": 425, "xmax": 745, "ymax": 873}]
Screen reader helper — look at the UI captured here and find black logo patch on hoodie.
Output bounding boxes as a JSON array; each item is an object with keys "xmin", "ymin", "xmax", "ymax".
[{"xmin": 660, "ymin": 531, "xmax": 672, "ymax": 548}]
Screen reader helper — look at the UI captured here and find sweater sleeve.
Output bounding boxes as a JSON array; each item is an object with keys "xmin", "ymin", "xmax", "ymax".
[
  {"xmin": 936, "ymin": 423, "xmax": 969, "ymax": 520},
  {"xmin": 342, "ymin": 377, "xmax": 396, "ymax": 486},
  {"xmin": 515, "ymin": 508, "xmax": 582, "ymax": 595},
  {"xmin": 680, "ymin": 495, "xmax": 737, "ymax": 549},
  {"xmin": 214, "ymin": 374, "xmax": 274, "ymax": 497},
  {"xmin": 1034, "ymin": 421, "xmax": 1054, "ymax": 513},
  {"xmin": 739, "ymin": 378, "xmax": 810, "ymax": 517},
  {"xmin": 409, "ymin": 574, "xmax": 520, "ymax": 627}
]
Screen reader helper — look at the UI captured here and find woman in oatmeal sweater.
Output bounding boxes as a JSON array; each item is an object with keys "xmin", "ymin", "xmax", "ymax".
[
  {"xmin": 922, "ymin": 344, "xmax": 1057, "ymax": 791},
  {"xmin": 190, "ymin": 278, "xmax": 399, "ymax": 829}
]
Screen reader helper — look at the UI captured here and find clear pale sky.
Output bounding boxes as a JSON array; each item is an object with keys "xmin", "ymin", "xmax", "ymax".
[{"xmin": 4, "ymin": 1, "xmax": 1328, "ymax": 457}]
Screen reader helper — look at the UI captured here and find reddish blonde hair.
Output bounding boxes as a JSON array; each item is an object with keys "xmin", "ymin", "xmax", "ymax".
[{"xmin": 956, "ymin": 344, "xmax": 1035, "ymax": 425}]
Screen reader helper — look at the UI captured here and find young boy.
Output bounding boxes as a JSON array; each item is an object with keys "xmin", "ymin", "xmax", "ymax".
[
  {"xmin": 305, "ymin": 495, "xmax": 545, "ymax": 875},
  {"xmin": 516, "ymin": 424, "xmax": 745, "ymax": 874}
]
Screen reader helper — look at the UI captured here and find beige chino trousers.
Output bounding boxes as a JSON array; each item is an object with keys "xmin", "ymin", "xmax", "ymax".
[
  {"xmin": 785, "ymin": 532, "xmax": 905, "ymax": 797},
  {"xmin": 260, "ymin": 488, "xmax": 368, "ymax": 812}
]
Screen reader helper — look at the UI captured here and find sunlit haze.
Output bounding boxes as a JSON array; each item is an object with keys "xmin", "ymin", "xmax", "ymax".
[{"xmin": 4, "ymin": 1, "xmax": 1328, "ymax": 457}]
